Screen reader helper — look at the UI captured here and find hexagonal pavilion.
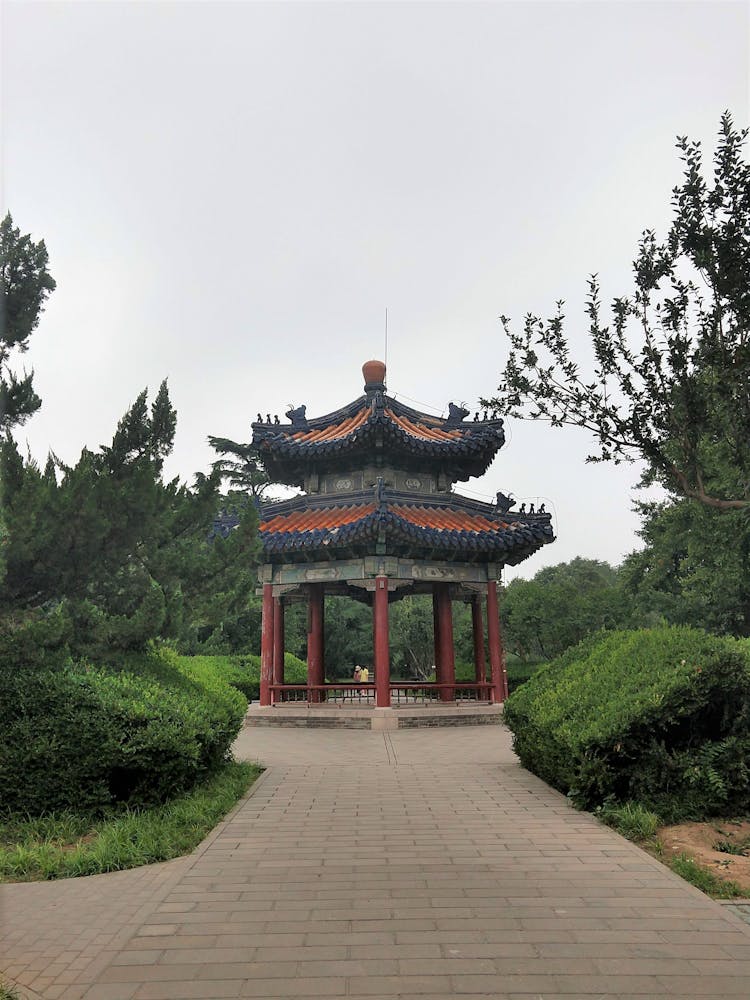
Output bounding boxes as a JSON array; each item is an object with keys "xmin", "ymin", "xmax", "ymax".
[{"xmin": 254, "ymin": 360, "xmax": 554, "ymax": 708}]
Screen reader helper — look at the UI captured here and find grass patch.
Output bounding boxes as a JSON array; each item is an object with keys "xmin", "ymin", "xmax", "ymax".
[
  {"xmin": 0, "ymin": 761, "xmax": 260, "ymax": 882},
  {"xmin": 597, "ymin": 801, "xmax": 661, "ymax": 841},
  {"xmin": 594, "ymin": 801, "xmax": 749, "ymax": 899},
  {"xmin": 0, "ymin": 983, "xmax": 21, "ymax": 1000},
  {"xmin": 668, "ymin": 853, "xmax": 744, "ymax": 899}
]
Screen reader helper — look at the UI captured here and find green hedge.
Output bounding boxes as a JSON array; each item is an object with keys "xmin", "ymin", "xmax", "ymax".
[
  {"xmin": 503, "ymin": 628, "xmax": 750, "ymax": 822},
  {"xmin": 454, "ymin": 659, "xmax": 541, "ymax": 693},
  {"xmin": 0, "ymin": 647, "xmax": 246, "ymax": 816},
  {"xmin": 200, "ymin": 652, "xmax": 308, "ymax": 701}
]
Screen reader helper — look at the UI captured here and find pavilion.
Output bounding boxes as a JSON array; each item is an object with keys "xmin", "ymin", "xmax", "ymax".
[{"xmin": 253, "ymin": 360, "xmax": 554, "ymax": 708}]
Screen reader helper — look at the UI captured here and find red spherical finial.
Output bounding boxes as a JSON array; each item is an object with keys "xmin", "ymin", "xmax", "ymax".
[{"xmin": 362, "ymin": 359, "xmax": 386, "ymax": 392}]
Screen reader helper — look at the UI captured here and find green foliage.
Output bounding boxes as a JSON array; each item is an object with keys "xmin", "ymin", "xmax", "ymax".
[
  {"xmin": 388, "ymin": 596, "xmax": 435, "ymax": 679},
  {"xmin": 0, "ymin": 606, "xmax": 72, "ymax": 670},
  {"xmin": 622, "ymin": 499, "xmax": 750, "ymax": 637},
  {"xmin": 0, "ymin": 761, "xmax": 259, "ymax": 881},
  {"xmin": 159, "ymin": 651, "xmax": 308, "ymax": 702},
  {"xmin": 323, "ymin": 597, "xmax": 373, "ymax": 676},
  {"xmin": 504, "ymin": 627, "xmax": 750, "ymax": 821},
  {"xmin": 506, "ymin": 660, "xmax": 544, "ymax": 693},
  {"xmin": 597, "ymin": 801, "xmax": 661, "ymax": 841},
  {"xmin": 0, "ymin": 981, "xmax": 21, "ymax": 1000},
  {"xmin": 229, "ymin": 651, "xmax": 307, "ymax": 700},
  {"xmin": 0, "ymin": 212, "xmax": 56, "ymax": 432},
  {"xmin": 208, "ymin": 436, "xmax": 275, "ymax": 501},
  {"xmin": 484, "ymin": 113, "xmax": 750, "ymax": 511},
  {"xmin": 502, "ymin": 558, "xmax": 635, "ymax": 661},
  {"xmin": 0, "ymin": 384, "xmax": 260, "ymax": 657},
  {"xmin": 668, "ymin": 854, "xmax": 743, "ymax": 899},
  {"xmin": 714, "ymin": 838, "xmax": 749, "ymax": 856},
  {"xmin": 0, "ymin": 647, "xmax": 246, "ymax": 816}
]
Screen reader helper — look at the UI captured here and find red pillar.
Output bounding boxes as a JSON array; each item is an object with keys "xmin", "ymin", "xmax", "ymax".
[
  {"xmin": 373, "ymin": 576, "xmax": 390, "ymax": 707},
  {"xmin": 436, "ymin": 583, "xmax": 455, "ymax": 702},
  {"xmin": 307, "ymin": 585, "xmax": 325, "ymax": 702},
  {"xmin": 260, "ymin": 583, "xmax": 274, "ymax": 706},
  {"xmin": 432, "ymin": 590, "xmax": 442, "ymax": 685},
  {"xmin": 472, "ymin": 595, "xmax": 487, "ymax": 692},
  {"xmin": 487, "ymin": 580, "xmax": 507, "ymax": 703},
  {"xmin": 272, "ymin": 597, "xmax": 285, "ymax": 689}
]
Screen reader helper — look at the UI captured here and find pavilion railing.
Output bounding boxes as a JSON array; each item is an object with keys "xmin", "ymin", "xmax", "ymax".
[
  {"xmin": 270, "ymin": 683, "xmax": 374, "ymax": 704},
  {"xmin": 268, "ymin": 682, "xmax": 493, "ymax": 705},
  {"xmin": 390, "ymin": 682, "xmax": 493, "ymax": 704}
]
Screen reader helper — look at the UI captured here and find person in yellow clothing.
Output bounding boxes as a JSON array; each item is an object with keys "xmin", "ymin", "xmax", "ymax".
[{"xmin": 360, "ymin": 666, "xmax": 369, "ymax": 683}]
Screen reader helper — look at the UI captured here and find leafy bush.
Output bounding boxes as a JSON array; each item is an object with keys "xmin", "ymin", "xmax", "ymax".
[
  {"xmin": 454, "ymin": 658, "xmax": 541, "ymax": 693},
  {"xmin": 503, "ymin": 627, "xmax": 750, "ymax": 821},
  {"xmin": 0, "ymin": 647, "xmax": 246, "ymax": 816},
  {"xmin": 153, "ymin": 651, "xmax": 308, "ymax": 703},
  {"xmin": 507, "ymin": 661, "xmax": 543, "ymax": 694}
]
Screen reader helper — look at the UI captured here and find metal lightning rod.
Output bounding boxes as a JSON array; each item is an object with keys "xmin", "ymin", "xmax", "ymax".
[{"xmin": 384, "ymin": 307, "xmax": 388, "ymax": 371}]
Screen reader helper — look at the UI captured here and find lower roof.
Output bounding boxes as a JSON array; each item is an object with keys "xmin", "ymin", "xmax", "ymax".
[{"xmin": 258, "ymin": 487, "xmax": 554, "ymax": 566}]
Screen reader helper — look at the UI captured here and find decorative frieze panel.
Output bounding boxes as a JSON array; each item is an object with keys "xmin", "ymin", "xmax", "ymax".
[{"xmin": 259, "ymin": 558, "xmax": 496, "ymax": 587}]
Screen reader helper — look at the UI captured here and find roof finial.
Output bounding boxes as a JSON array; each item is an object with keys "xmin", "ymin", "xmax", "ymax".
[{"xmin": 362, "ymin": 359, "xmax": 386, "ymax": 394}]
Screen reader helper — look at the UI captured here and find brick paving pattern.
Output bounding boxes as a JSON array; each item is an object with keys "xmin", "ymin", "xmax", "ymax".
[{"xmin": 2, "ymin": 725, "xmax": 750, "ymax": 998}]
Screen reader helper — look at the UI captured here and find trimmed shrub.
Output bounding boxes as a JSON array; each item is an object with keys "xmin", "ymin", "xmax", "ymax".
[
  {"xmin": 0, "ymin": 647, "xmax": 246, "ymax": 816},
  {"xmin": 503, "ymin": 627, "xmax": 750, "ymax": 822},
  {"xmin": 173, "ymin": 653, "xmax": 307, "ymax": 701},
  {"xmin": 507, "ymin": 661, "xmax": 543, "ymax": 694},
  {"xmin": 454, "ymin": 658, "xmax": 542, "ymax": 693}
]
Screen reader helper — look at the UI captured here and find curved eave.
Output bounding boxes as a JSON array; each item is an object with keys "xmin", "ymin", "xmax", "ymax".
[
  {"xmin": 258, "ymin": 494, "xmax": 554, "ymax": 565},
  {"xmin": 254, "ymin": 416, "xmax": 505, "ymax": 487},
  {"xmin": 252, "ymin": 395, "xmax": 505, "ymax": 450}
]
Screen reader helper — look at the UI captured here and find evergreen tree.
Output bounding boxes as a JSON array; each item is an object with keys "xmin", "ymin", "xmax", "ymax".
[
  {"xmin": 0, "ymin": 383, "xmax": 260, "ymax": 659},
  {"xmin": 208, "ymin": 436, "xmax": 275, "ymax": 501},
  {"xmin": 0, "ymin": 212, "xmax": 56, "ymax": 432}
]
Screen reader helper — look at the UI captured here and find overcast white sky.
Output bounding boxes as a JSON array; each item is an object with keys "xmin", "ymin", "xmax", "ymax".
[{"xmin": 3, "ymin": 0, "xmax": 749, "ymax": 580}]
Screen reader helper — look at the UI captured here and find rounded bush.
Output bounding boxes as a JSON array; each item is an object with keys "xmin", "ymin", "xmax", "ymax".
[
  {"xmin": 503, "ymin": 627, "xmax": 750, "ymax": 821},
  {"xmin": 0, "ymin": 648, "xmax": 246, "ymax": 816}
]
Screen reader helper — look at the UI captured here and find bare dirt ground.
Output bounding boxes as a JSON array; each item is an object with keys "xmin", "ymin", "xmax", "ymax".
[{"xmin": 658, "ymin": 818, "xmax": 750, "ymax": 893}]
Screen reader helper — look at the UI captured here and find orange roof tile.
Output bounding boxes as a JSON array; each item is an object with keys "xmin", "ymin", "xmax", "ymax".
[
  {"xmin": 291, "ymin": 407, "xmax": 370, "ymax": 443},
  {"xmin": 392, "ymin": 506, "xmax": 506, "ymax": 532},
  {"xmin": 385, "ymin": 409, "xmax": 464, "ymax": 441},
  {"xmin": 262, "ymin": 504, "xmax": 377, "ymax": 535}
]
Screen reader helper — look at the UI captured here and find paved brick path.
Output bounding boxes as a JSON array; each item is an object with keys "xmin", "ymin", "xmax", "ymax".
[{"xmin": 3, "ymin": 725, "xmax": 750, "ymax": 999}]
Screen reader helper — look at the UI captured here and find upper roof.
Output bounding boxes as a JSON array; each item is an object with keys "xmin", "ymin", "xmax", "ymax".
[{"xmin": 252, "ymin": 361, "xmax": 506, "ymax": 486}]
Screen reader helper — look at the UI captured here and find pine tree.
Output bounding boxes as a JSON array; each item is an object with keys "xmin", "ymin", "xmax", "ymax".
[{"xmin": 0, "ymin": 213, "xmax": 56, "ymax": 432}]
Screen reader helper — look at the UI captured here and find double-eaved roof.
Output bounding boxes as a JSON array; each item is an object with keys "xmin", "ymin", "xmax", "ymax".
[{"xmin": 246, "ymin": 360, "xmax": 555, "ymax": 568}]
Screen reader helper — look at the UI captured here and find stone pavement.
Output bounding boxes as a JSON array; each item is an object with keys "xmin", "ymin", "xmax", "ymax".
[{"xmin": 2, "ymin": 726, "xmax": 750, "ymax": 999}]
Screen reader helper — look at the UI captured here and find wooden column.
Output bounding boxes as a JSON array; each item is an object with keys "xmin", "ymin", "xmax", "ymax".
[
  {"xmin": 432, "ymin": 590, "xmax": 442, "ymax": 685},
  {"xmin": 472, "ymin": 594, "xmax": 487, "ymax": 690},
  {"xmin": 436, "ymin": 583, "xmax": 455, "ymax": 702},
  {"xmin": 487, "ymin": 580, "xmax": 507, "ymax": 703},
  {"xmin": 373, "ymin": 576, "xmax": 390, "ymax": 708},
  {"xmin": 307, "ymin": 584, "xmax": 325, "ymax": 703},
  {"xmin": 260, "ymin": 583, "xmax": 274, "ymax": 706},
  {"xmin": 272, "ymin": 597, "xmax": 285, "ymax": 689}
]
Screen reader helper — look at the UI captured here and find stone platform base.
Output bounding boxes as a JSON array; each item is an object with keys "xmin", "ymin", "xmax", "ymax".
[{"xmin": 244, "ymin": 703, "xmax": 504, "ymax": 730}]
